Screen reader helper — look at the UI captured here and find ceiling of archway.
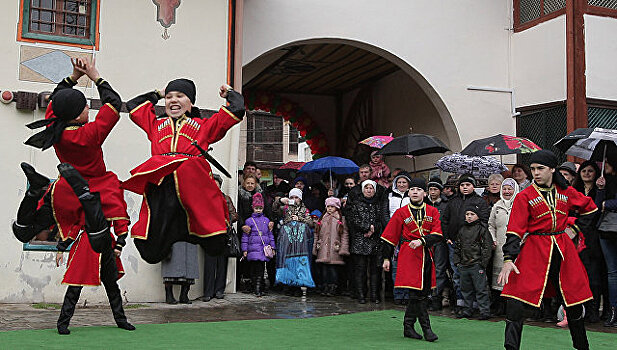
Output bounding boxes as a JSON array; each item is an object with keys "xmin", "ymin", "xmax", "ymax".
[{"xmin": 243, "ymin": 43, "xmax": 400, "ymax": 95}]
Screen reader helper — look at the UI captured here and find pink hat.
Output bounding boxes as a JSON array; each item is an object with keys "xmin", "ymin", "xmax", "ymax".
[
  {"xmin": 252, "ymin": 192, "xmax": 264, "ymax": 208},
  {"xmin": 325, "ymin": 196, "xmax": 341, "ymax": 209}
]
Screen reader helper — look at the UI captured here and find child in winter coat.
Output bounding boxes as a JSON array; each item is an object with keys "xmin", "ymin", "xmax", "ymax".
[
  {"xmin": 453, "ymin": 203, "xmax": 493, "ymax": 319},
  {"xmin": 313, "ymin": 197, "xmax": 349, "ymax": 296},
  {"xmin": 242, "ymin": 193, "xmax": 275, "ymax": 297}
]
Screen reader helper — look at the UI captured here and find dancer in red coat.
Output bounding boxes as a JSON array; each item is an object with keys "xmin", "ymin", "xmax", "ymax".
[
  {"xmin": 21, "ymin": 57, "xmax": 129, "ymax": 253},
  {"xmin": 382, "ymin": 178, "xmax": 443, "ymax": 342},
  {"xmin": 498, "ymin": 150, "xmax": 597, "ymax": 350},
  {"xmin": 123, "ymin": 79, "xmax": 244, "ymax": 263},
  {"xmin": 13, "ymin": 163, "xmax": 134, "ymax": 335}
]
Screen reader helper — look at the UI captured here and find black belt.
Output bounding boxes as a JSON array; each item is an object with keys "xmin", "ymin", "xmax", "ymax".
[
  {"xmin": 529, "ymin": 230, "xmax": 565, "ymax": 236},
  {"xmin": 161, "ymin": 152, "xmax": 197, "ymax": 157}
]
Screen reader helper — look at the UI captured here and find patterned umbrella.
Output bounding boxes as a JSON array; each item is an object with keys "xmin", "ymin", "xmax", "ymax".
[
  {"xmin": 275, "ymin": 161, "xmax": 306, "ymax": 181},
  {"xmin": 359, "ymin": 135, "xmax": 394, "ymax": 149},
  {"xmin": 554, "ymin": 127, "xmax": 617, "ymax": 175},
  {"xmin": 435, "ymin": 153, "xmax": 507, "ymax": 177},
  {"xmin": 461, "ymin": 134, "xmax": 541, "ymax": 156}
]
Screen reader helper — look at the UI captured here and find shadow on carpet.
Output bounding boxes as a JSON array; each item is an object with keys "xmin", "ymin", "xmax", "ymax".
[{"xmin": 0, "ymin": 310, "xmax": 614, "ymax": 349}]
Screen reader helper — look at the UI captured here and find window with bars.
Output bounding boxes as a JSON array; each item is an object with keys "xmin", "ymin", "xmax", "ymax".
[
  {"xmin": 588, "ymin": 0, "xmax": 617, "ymax": 10},
  {"xmin": 289, "ymin": 125, "xmax": 299, "ymax": 154},
  {"xmin": 246, "ymin": 112, "xmax": 284, "ymax": 163},
  {"xmin": 515, "ymin": 0, "xmax": 566, "ymax": 30},
  {"xmin": 21, "ymin": 0, "xmax": 97, "ymax": 46},
  {"xmin": 588, "ymin": 107, "xmax": 617, "ymax": 129},
  {"xmin": 516, "ymin": 105, "xmax": 568, "ymax": 164}
]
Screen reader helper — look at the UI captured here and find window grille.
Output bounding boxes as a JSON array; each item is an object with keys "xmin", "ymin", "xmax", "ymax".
[
  {"xmin": 519, "ymin": 0, "xmax": 542, "ymax": 24},
  {"xmin": 21, "ymin": 0, "xmax": 97, "ymax": 46},
  {"xmin": 588, "ymin": 107, "xmax": 617, "ymax": 129},
  {"xmin": 544, "ymin": 0, "xmax": 566, "ymax": 14},
  {"xmin": 246, "ymin": 112, "xmax": 284, "ymax": 163},
  {"xmin": 517, "ymin": 105, "xmax": 567, "ymax": 164},
  {"xmin": 588, "ymin": 0, "xmax": 617, "ymax": 10}
]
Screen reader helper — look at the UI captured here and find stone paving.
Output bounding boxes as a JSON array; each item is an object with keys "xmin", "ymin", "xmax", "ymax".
[{"xmin": 1, "ymin": 293, "xmax": 616, "ymax": 334}]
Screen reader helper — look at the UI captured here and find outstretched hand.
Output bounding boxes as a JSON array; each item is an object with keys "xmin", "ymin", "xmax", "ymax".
[
  {"xmin": 497, "ymin": 261, "xmax": 520, "ymax": 286},
  {"xmin": 70, "ymin": 58, "xmax": 85, "ymax": 81}
]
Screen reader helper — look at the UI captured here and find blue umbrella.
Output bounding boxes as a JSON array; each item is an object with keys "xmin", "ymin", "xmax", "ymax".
[
  {"xmin": 300, "ymin": 156, "xmax": 359, "ymax": 191},
  {"xmin": 299, "ymin": 156, "xmax": 359, "ymax": 174}
]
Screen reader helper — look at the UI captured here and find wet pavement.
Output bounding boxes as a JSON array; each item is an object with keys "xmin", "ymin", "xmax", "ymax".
[{"xmin": 1, "ymin": 292, "xmax": 616, "ymax": 334}]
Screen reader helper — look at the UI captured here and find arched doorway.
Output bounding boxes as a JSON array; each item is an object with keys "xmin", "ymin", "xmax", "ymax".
[{"xmin": 242, "ymin": 39, "xmax": 461, "ymax": 172}]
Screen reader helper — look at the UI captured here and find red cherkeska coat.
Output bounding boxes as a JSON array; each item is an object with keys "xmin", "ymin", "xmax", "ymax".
[
  {"xmin": 381, "ymin": 203, "xmax": 443, "ymax": 291},
  {"xmin": 122, "ymin": 102, "xmax": 239, "ymax": 240},
  {"xmin": 62, "ymin": 232, "xmax": 124, "ymax": 286},
  {"xmin": 44, "ymin": 101, "xmax": 129, "ymax": 241},
  {"xmin": 501, "ymin": 184, "xmax": 597, "ymax": 307}
]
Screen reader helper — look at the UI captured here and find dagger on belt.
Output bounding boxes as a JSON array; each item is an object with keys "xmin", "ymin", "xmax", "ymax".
[{"xmin": 191, "ymin": 141, "xmax": 232, "ymax": 178}]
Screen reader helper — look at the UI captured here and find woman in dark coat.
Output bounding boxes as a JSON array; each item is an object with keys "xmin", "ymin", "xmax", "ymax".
[{"xmin": 346, "ymin": 179, "xmax": 388, "ymax": 303}]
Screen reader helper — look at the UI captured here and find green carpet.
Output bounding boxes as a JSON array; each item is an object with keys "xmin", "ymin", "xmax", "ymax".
[{"xmin": 0, "ymin": 310, "xmax": 614, "ymax": 349}]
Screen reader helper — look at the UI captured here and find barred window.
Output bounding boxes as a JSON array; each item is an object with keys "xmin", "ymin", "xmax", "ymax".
[
  {"xmin": 515, "ymin": 0, "xmax": 566, "ymax": 29},
  {"xmin": 289, "ymin": 125, "xmax": 299, "ymax": 154},
  {"xmin": 588, "ymin": 0, "xmax": 617, "ymax": 10},
  {"xmin": 246, "ymin": 112, "xmax": 284, "ymax": 163},
  {"xmin": 516, "ymin": 105, "xmax": 567, "ymax": 164},
  {"xmin": 588, "ymin": 107, "xmax": 617, "ymax": 129},
  {"xmin": 21, "ymin": 0, "xmax": 98, "ymax": 47}
]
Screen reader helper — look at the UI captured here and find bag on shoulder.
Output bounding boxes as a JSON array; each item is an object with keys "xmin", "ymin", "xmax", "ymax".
[
  {"xmin": 252, "ymin": 218, "xmax": 275, "ymax": 259},
  {"xmin": 226, "ymin": 226, "xmax": 242, "ymax": 258}
]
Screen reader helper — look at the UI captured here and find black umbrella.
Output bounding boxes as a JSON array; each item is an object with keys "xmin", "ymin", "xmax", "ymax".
[
  {"xmin": 461, "ymin": 134, "xmax": 541, "ymax": 156},
  {"xmin": 554, "ymin": 127, "xmax": 617, "ymax": 176},
  {"xmin": 376, "ymin": 133, "xmax": 450, "ymax": 156},
  {"xmin": 376, "ymin": 133, "xmax": 450, "ymax": 172}
]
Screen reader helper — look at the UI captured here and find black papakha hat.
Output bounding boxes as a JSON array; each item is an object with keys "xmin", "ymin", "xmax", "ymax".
[
  {"xmin": 409, "ymin": 178, "xmax": 427, "ymax": 191},
  {"xmin": 165, "ymin": 78, "xmax": 196, "ymax": 103},
  {"xmin": 51, "ymin": 89, "xmax": 87, "ymax": 121},
  {"xmin": 529, "ymin": 150, "xmax": 558, "ymax": 169}
]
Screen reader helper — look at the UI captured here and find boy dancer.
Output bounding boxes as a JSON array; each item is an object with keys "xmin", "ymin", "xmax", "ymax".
[
  {"xmin": 21, "ymin": 57, "xmax": 129, "ymax": 253},
  {"xmin": 498, "ymin": 150, "xmax": 597, "ymax": 350},
  {"xmin": 381, "ymin": 178, "xmax": 443, "ymax": 342},
  {"xmin": 123, "ymin": 79, "xmax": 244, "ymax": 263},
  {"xmin": 13, "ymin": 163, "xmax": 134, "ymax": 334}
]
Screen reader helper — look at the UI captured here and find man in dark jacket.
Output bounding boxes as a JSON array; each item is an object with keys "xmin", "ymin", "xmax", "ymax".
[
  {"xmin": 453, "ymin": 203, "xmax": 492, "ymax": 319},
  {"xmin": 440, "ymin": 173, "xmax": 489, "ymax": 311},
  {"xmin": 425, "ymin": 177, "xmax": 449, "ymax": 310}
]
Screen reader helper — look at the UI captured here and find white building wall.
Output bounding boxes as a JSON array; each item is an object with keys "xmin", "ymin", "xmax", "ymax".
[
  {"xmin": 584, "ymin": 14, "xmax": 617, "ymax": 101},
  {"xmin": 0, "ymin": 1, "xmax": 238, "ymax": 303},
  {"xmin": 242, "ymin": 0, "xmax": 515, "ymax": 152},
  {"xmin": 512, "ymin": 15, "xmax": 567, "ymax": 107}
]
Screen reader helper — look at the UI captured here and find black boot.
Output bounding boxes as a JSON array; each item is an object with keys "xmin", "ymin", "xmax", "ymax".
[
  {"xmin": 604, "ymin": 306, "xmax": 617, "ymax": 327},
  {"xmin": 354, "ymin": 268, "xmax": 366, "ymax": 304},
  {"xmin": 57, "ymin": 286, "xmax": 81, "ymax": 335},
  {"xmin": 403, "ymin": 300, "xmax": 422, "ymax": 339},
  {"xmin": 418, "ymin": 298, "xmax": 438, "ymax": 342},
  {"xmin": 255, "ymin": 276, "xmax": 263, "ymax": 297},
  {"xmin": 21, "ymin": 162, "xmax": 50, "ymax": 192},
  {"xmin": 370, "ymin": 271, "xmax": 380, "ymax": 304},
  {"xmin": 106, "ymin": 284, "xmax": 135, "ymax": 331},
  {"xmin": 504, "ymin": 319, "xmax": 524, "ymax": 350},
  {"xmin": 165, "ymin": 283, "xmax": 177, "ymax": 304},
  {"xmin": 585, "ymin": 295, "xmax": 600, "ymax": 323},
  {"xmin": 179, "ymin": 283, "xmax": 192, "ymax": 304},
  {"xmin": 567, "ymin": 312, "xmax": 589, "ymax": 350},
  {"xmin": 57, "ymin": 163, "xmax": 111, "ymax": 253},
  {"xmin": 542, "ymin": 298, "xmax": 557, "ymax": 323},
  {"xmin": 429, "ymin": 294, "xmax": 443, "ymax": 311}
]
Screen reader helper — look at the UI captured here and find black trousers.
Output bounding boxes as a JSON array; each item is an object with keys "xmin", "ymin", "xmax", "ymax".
[
  {"xmin": 203, "ymin": 253, "xmax": 227, "ymax": 298},
  {"xmin": 320, "ymin": 264, "xmax": 339, "ymax": 285},
  {"xmin": 249, "ymin": 260, "xmax": 265, "ymax": 280},
  {"xmin": 352, "ymin": 254, "xmax": 381, "ymax": 297},
  {"xmin": 504, "ymin": 246, "xmax": 588, "ymax": 350},
  {"xmin": 58, "ymin": 244, "xmax": 128, "ymax": 329},
  {"xmin": 134, "ymin": 175, "xmax": 225, "ymax": 264}
]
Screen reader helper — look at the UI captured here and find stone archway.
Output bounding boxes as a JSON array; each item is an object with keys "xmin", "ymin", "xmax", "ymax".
[{"xmin": 243, "ymin": 38, "xmax": 462, "ymax": 170}]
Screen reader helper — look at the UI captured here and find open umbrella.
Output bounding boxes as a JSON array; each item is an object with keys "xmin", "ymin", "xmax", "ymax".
[
  {"xmin": 300, "ymin": 156, "xmax": 359, "ymax": 190},
  {"xmin": 461, "ymin": 134, "xmax": 541, "ymax": 156},
  {"xmin": 275, "ymin": 161, "xmax": 305, "ymax": 181},
  {"xmin": 435, "ymin": 153, "xmax": 507, "ymax": 178},
  {"xmin": 359, "ymin": 135, "xmax": 394, "ymax": 149},
  {"xmin": 554, "ymin": 127, "xmax": 617, "ymax": 176},
  {"xmin": 376, "ymin": 133, "xmax": 450, "ymax": 172}
]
